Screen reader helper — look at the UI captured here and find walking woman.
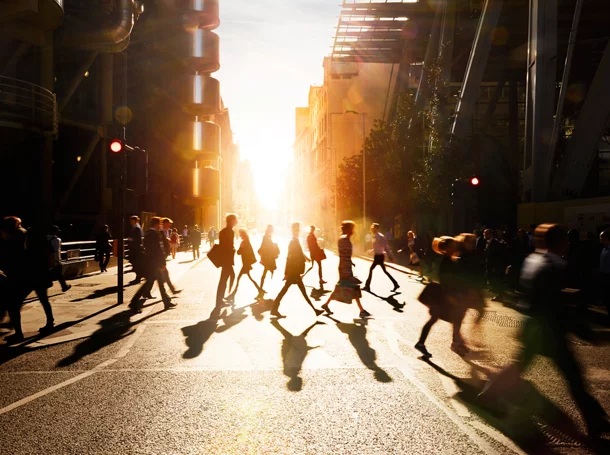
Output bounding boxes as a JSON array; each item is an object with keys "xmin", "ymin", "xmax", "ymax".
[
  {"xmin": 95, "ymin": 225, "xmax": 112, "ymax": 273},
  {"xmin": 258, "ymin": 224, "xmax": 279, "ymax": 293},
  {"xmin": 321, "ymin": 220, "xmax": 371, "ymax": 319},
  {"xmin": 227, "ymin": 229, "xmax": 264, "ymax": 302},
  {"xmin": 415, "ymin": 236, "xmax": 469, "ymax": 358},
  {"xmin": 170, "ymin": 228, "xmax": 180, "ymax": 259}
]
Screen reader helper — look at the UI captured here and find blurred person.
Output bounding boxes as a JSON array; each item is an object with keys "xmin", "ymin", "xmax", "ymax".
[
  {"xmin": 190, "ymin": 224, "xmax": 202, "ymax": 259},
  {"xmin": 182, "ymin": 225, "xmax": 190, "ymax": 250},
  {"xmin": 129, "ymin": 217, "xmax": 175, "ymax": 313},
  {"xmin": 127, "ymin": 216, "xmax": 144, "ymax": 284},
  {"xmin": 208, "ymin": 226, "xmax": 216, "ymax": 247},
  {"xmin": 509, "ymin": 229, "xmax": 530, "ymax": 291},
  {"xmin": 414, "ymin": 236, "xmax": 469, "ymax": 357},
  {"xmin": 160, "ymin": 218, "xmax": 180, "ymax": 294},
  {"xmin": 401, "ymin": 230, "xmax": 425, "ymax": 281},
  {"xmin": 226, "ymin": 229, "xmax": 263, "ymax": 302},
  {"xmin": 215, "ymin": 214, "xmax": 238, "ymax": 308},
  {"xmin": 363, "ymin": 223, "xmax": 399, "ymax": 293},
  {"xmin": 527, "ymin": 223, "xmax": 537, "ymax": 252},
  {"xmin": 481, "ymin": 224, "xmax": 610, "ymax": 439},
  {"xmin": 258, "ymin": 224, "xmax": 279, "ymax": 293},
  {"xmin": 305, "ymin": 225, "xmax": 326, "ymax": 286},
  {"xmin": 600, "ymin": 230, "xmax": 610, "ymax": 317},
  {"xmin": 321, "ymin": 221, "xmax": 371, "ymax": 319},
  {"xmin": 484, "ymin": 229, "xmax": 506, "ymax": 301},
  {"xmin": 170, "ymin": 228, "xmax": 180, "ymax": 259},
  {"xmin": 47, "ymin": 225, "xmax": 71, "ymax": 292},
  {"xmin": 25, "ymin": 226, "xmax": 56, "ymax": 333},
  {"xmin": 270, "ymin": 222, "xmax": 323, "ymax": 319},
  {"xmin": 95, "ymin": 225, "xmax": 112, "ymax": 273}
]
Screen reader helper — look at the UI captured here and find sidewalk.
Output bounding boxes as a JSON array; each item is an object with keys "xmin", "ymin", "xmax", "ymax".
[{"xmin": 0, "ymin": 249, "xmax": 208, "ymax": 348}]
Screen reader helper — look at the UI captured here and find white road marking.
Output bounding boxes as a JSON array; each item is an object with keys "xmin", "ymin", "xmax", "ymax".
[
  {"xmin": 382, "ymin": 320, "xmax": 523, "ymax": 455},
  {"xmin": 0, "ymin": 324, "xmax": 143, "ymax": 415}
]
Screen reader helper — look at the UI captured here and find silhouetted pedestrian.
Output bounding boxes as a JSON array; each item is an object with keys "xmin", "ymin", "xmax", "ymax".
[
  {"xmin": 128, "ymin": 216, "xmax": 144, "ymax": 284},
  {"xmin": 160, "ymin": 218, "xmax": 180, "ymax": 294},
  {"xmin": 130, "ymin": 217, "xmax": 175, "ymax": 312},
  {"xmin": 321, "ymin": 220, "xmax": 370, "ymax": 319},
  {"xmin": 415, "ymin": 236, "xmax": 468, "ymax": 357},
  {"xmin": 190, "ymin": 224, "xmax": 202, "ymax": 259},
  {"xmin": 481, "ymin": 224, "xmax": 610, "ymax": 439},
  {"xmin": 95, "ymin": 225, "xmax": 112, "ymax": 273},
  {"xmin": 484, "ymin": 229, "xmax": 506, "ymax": 301},
  {"xmin": 363, "ymin": 223, "xmax": 399, "ymax": 293},
  {"xmin": 226, "ymin": 229, "xmax": 263, "ymax": 302},
  {"xmin": 215, "ymin": 214, "xmax": 237, "ymax": 308},
  {"xmin": 208, "ymin": 226, "xmax": 217, "ymax": 248},
  {"xmin": 47, "ymin": 225, "xmax": 71, "ymax": 292},
  {"xmin": 170, "ymin": 228, "xmax": 180, "ymax": 259},
  {"xmin": 305, "ymin": 225, "xmax": 326, "ymax": 286},
  {"xmin": 258, "ymin": 224, "xmax": 279, "ymax": 293},
  {"xmin": 271, "ymin": 222, "xmax": 322, "ymax": 319}
]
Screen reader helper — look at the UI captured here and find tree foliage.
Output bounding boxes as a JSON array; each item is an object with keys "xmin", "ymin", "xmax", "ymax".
[{"xmin": 336, "ymin": 56, "xmax": 474, "ymax": 229}]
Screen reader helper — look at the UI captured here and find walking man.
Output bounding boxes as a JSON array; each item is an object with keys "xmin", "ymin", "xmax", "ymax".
[
  {"xmin": 160, "ymin": 217, "xmax": 181, "ymax": 294},
  {"xmin": 190, "ymin": 224, "xmax": 202, "ymax": 259},
  {"xmin": 130, "ymin": 217, "xmax": 176, "ymax": 312},
  {"xmin": 47, "ymin": 225, "xmax": 71, "ymax": 292},
  {"xmin": 305, "ymin": 225, "xmax": 326, "ymax": 286},
  {"xmin": 208, "ymin": 226, "xmax": 216, "ymax": 248},
  {"xmin": 271, "ymin": 222, "xmax": 323, "ymax": 319},
  {"xmin": 215, "ymin": 214, "xmax": 238, "ymax": 308},
  {"xmin": 182, "ymin": 225, "xmax": 190, "ymax": 250},
  {"xmin": 363, "ymin": 223, "xmax": 399, "ymax": 293},
  {"xmin": 128, "ymin": 216, "xmax": 144, "ymax": 284},
  {"xmin": 481, "ymin": 224, "xmax": 610, "ymax": 438}
]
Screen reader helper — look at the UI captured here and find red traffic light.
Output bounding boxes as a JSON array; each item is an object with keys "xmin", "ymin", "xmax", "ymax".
[
  {"xmin": 109, "ymin": 139, "xmax": 123, "ymax": 153},
  {"xmin": 470, "ymin": 176, "xmax": 480, "ymax": 186}
]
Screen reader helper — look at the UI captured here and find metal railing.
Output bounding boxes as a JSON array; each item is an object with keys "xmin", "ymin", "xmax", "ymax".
[
  {"xmin": 0, "ymin": 76, "xmax": 57, "ymax": 134},
  {"xmin": 60, "ymin": 233, "xmax": 209, "ymax": 263}
]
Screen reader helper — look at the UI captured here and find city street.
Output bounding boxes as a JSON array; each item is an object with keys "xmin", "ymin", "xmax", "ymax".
[{"xmin": 1, "ymin": 240, "xmax": 609, "ymax": 454}]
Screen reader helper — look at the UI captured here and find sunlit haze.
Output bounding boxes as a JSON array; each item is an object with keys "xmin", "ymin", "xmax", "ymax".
[{"xmin": 216, "ymin": 1, "xmax": 337, "ymax": 209}]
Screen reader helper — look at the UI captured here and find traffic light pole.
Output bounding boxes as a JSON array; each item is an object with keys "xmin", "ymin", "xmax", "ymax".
[{"xmin": 117, "ymin": 129, "xmax": 127, "ymax": 304}]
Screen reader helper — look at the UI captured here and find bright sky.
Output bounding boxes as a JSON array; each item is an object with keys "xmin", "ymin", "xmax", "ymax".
[{"xmin": 216, "ymin": 1, "xmax": 338, "ymax": 210}]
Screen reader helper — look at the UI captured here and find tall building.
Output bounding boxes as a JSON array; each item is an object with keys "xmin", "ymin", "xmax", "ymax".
[
  {"xmin": 293, "ymin": 57, "xmax": 397, "ymax": 233},
  {"xmin": 0, "ymin": 0, "xmax": 238, "ymax": 238}
]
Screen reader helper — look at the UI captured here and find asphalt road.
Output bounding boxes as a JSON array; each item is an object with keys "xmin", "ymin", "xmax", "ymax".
[{"xmin": 1, "ymin": 236, "xmax": 609, "ymax": 454}]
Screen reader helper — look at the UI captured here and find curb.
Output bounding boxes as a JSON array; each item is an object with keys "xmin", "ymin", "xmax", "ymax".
[{"xmin": 7, "ymin": 253, "xmax": 209, "ymax": 349}]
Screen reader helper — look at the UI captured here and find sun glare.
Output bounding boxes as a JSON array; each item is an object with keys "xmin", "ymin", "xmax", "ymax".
[{"xmin": 249, "ymin": 149, "xmax": 290, "ymax": 211}]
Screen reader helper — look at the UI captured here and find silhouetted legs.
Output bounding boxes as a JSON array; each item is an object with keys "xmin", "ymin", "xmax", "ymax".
[
  {"xmin": 228, "ymin": 267, "xmax": 262, "ymax": 300},
  {"xmin": 216, "ymin": 265, "xmax": 235, "ymax": 307},
  {"xmin": 364, "ymin": 255, "xmax": 398, "ymax": 290},
  {"xmin": 271, "ymin": 277, "xmax": 320, "ymax": 317}
]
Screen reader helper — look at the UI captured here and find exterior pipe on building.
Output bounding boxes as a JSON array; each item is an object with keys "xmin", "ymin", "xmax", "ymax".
[{"xmin": 59, "ymin": 0, "xmax": 135, "ymax": 51}]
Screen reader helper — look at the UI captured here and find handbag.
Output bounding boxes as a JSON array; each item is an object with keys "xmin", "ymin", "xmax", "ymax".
[
  {"xmin": 417, "ymin": 282, "xmax": 443, "ymax": 307},
  {"xmin": 207, "ymin": 244, "xmax": 223, "ymax": 268}
]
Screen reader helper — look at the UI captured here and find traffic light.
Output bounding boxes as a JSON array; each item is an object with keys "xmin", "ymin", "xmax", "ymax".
[
  {"xmin": 109, "ymin": 138, "xmax": 123, "ymax": 153},
  {"xmin": 470, "ymin": 176, "xmax": 480, "ymax": 186}
]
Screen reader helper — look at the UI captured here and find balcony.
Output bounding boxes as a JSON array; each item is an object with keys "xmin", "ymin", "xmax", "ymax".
[{"xmin": 0, "ymin": 76, "xmax": 57, "ymax": 135}]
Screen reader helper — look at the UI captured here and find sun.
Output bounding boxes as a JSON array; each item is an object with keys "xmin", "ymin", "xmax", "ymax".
[{"xmin": 251, "ymin": 158, "xmax": 289, "ymax": 211}]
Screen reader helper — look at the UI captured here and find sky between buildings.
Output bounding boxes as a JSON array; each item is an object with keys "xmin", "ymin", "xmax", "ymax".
[{"xmin": 215, "ymin": 0, "xmax": 338, "ymax": 209}]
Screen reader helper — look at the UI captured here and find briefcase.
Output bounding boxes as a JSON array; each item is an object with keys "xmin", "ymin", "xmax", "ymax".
[{"xmin": 207, "ymin": 244, "xmax": 222, "ymax": 268}]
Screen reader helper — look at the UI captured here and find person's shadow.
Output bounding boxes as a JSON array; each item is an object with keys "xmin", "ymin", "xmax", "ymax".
[
  {"xmin": 365, "ymin": 289, "xmax": 406, "ymax": 312},
  {"xmin": 271, "ymin": 319, "xmax": 325, "ymax": 392},
  {"xmin": 309, "ymin": 286, "xmax": 330, "ymax": 302},
  {"xmin": 57, "ymin": 302, "xmax": 162, "ymax": 367},
  {"xmin": 326, "ymin": 315, "xmax": 392, "ymax": 383},
  {"xmin": 421, "ymin": 357, "xmax": 606, "ymax": 454},
  {"xmin": 181, "ymin": 306, "xmax": 248, "ymax": 359}
]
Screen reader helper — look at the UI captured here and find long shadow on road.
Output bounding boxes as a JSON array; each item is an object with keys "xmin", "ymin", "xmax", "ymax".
[
  {"xmin": 421, "ymin": 357, "xmax": 609, "ymax": 454},
  {"xmin": 181, "ymin": 305, "xmax": 248, "ymax": 359},
  {"xmin": 57, "ymin": 303, "xmax": 164, "ymax": 367},
  {"xmin": 326, "ymin": 315, "xmax": 392, "ymax": 383},
  {"xmin": 271, "ymin": 319, "xmax": 324, "ymax": 392}
]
